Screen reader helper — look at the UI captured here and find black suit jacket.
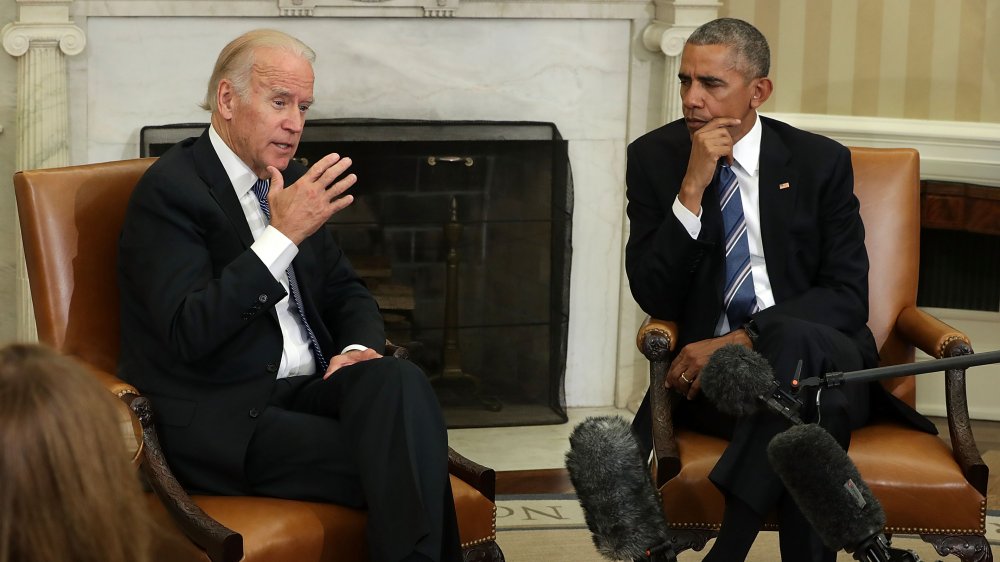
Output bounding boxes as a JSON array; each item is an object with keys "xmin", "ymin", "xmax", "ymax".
[
  {"xmin": 625, "ymin": 116, "xmax": 934, "ymax": 436},
  {"xmin": 626, "ymin": 116, "xmax": 877, "ymax": 360},
  {"xmin": 118, "ymin": 131, "xmax": 384, "ymax": 493}
]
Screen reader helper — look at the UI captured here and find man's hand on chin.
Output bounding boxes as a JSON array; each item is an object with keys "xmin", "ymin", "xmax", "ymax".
[{"xmin": 323, "ymin": 348, "xmax": 383, "ymax": 379}]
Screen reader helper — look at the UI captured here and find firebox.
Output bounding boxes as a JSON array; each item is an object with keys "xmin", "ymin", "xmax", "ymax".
[{"xmin": 141, "ymin": 119, "xmax": 571, "ymax": 428}]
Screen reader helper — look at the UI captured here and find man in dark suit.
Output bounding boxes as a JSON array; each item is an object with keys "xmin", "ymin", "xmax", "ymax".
[
  {"xmin": 625, "ymin": 18, "xmax": 931, "ymax": 562},
  {"xmin": 118, "ymin": 29, "xmax": 460, "ymax": 562}
]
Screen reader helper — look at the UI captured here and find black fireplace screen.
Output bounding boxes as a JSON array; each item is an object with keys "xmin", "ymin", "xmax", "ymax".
[{"xmin": 141, "ymin": 120, "xmax": 571, "ymax": 428}]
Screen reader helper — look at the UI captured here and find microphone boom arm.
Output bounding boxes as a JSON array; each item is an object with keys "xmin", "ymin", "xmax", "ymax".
[{"xmin": 796, "ymin": 349, "xmax": 1000, "ymax": 391}]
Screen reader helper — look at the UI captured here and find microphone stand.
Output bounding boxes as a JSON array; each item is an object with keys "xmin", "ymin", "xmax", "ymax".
[
  {"xmin": 788, "ymin": 350, "xmax": 1000, "ymax": 561},
  {"xmin": 753, "ymin": 351, "xmax": 1000, "ymax": 562},
  {"xmin": 797, "ymin": 349, "xmax": 1000, "ymax": 391}
]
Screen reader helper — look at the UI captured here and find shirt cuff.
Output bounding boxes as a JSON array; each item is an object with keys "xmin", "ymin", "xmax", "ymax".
[
  {"xmin": 251, "ymin": 225, "xmax": 299, "ymax": 280},
  {"xmin": 342, "ymin": 344, "xmax": 369, "ymax": 355},
  {"xmin": 672, "ymin": 195, "xmax": 702, "ymax": 239}
]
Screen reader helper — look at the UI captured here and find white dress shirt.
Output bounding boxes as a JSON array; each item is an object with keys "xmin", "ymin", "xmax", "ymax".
[
  {"xmin": 209, "ymin": 126, "xmax": 316, "ymax": 378},
  {"xmin": 670, "ymin": 113, "xmax": 776, "ymax": 335}
]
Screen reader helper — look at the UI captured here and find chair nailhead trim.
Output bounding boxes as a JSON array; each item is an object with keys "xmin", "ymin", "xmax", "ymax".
[
  {"xmin": 938, "ymin": 334, "xmax": 970, "ymax": 359},
  {"xmin": 460, "ymin": 505, "xmax": 497, "ymax": 548},
  {"xmin": 667, "ymin": 501, "xmax": 987, "ymax": 536}
]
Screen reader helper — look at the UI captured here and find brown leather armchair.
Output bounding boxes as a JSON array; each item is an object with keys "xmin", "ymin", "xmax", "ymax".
[
  {"xmin": 14, "ymin": 158, "xmax": 504, "ymax": 562},
  {"xmin": 636, "ymin": 147, "xmax": 991, "ymax": 561}
]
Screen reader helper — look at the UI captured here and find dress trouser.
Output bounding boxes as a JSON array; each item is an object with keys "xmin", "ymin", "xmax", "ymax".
[
  {"xmin": 243, "ymin": 356, "xmax": 462, "ymax": 562},
  {"xmin": 677, "ymin": 315, "xmax": 873, "ymax": 562}
]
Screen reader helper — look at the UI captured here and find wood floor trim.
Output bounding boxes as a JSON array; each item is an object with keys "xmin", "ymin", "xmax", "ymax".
[{"xmin": 496, "ymin": 468, "xmax": 574, "ymax": 496}]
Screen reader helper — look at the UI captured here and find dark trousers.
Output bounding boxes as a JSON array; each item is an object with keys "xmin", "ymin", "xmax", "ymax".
[
  {"xmin": 243, "ymin": 357, "xmax": 462, "ymax": 562},
  {"xmin": 680, "ymin": 315, "xmax": 872, "ymax": 562}
]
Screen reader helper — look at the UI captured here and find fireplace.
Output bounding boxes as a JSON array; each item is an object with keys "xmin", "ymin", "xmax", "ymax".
[{"xmin": 141, "ymin": 120, "xmax": 572, "ymax": 427}]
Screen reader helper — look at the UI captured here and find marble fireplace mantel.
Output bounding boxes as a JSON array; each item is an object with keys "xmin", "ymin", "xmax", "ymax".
[
  {"xmin": 71, "ymin": 0, "xmax": 654, "ymax": 19},
  {"xmin": 49, "ymin": 0, "xmax": 712, "ymax": 412}
]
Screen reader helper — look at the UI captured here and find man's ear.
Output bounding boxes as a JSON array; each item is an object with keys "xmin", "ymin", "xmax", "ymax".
[
  {"xmin": 750, "ymin": 77, "xmax": 773, "ymax": 109},
  {"xmin": 217, "ymin": 79, "xmax": 236, "ymax": 120}
]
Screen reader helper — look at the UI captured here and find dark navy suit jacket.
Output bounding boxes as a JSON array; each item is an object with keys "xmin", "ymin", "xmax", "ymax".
[{"xmin": 118, "ymin": 130, "xmax": 384, "ymax": 493}]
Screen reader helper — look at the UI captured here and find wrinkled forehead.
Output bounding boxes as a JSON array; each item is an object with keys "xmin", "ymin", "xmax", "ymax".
[{"xmin": 251, "ymin": 47, "xmax": 315, "ymax": 88}]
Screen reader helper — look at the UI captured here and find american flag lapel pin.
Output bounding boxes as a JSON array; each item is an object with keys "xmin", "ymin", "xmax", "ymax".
[{"xmin": 779, "ymin": 181, "xmax": 791, "ymax": 190}]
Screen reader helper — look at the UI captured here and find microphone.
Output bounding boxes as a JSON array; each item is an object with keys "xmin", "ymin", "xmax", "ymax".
[
  {"xmin": 565, "ymin": 416, "xmax": 676, "ymax": 562},
  {"xmin": 767, "ymin": 424, "xmax": 905, "ymax": 561},
  {"xmin": 700, "ymin": 344, "xmax": 804, "ymax": 424}
]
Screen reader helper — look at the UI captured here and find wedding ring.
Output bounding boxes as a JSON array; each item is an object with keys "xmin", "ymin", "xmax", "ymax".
[{"xmin": 680, "ymin": 373, "xmax": 691, "ymax": 384}]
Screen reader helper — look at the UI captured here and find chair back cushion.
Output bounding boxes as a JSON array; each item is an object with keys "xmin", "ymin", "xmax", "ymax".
[
  {"xmin": 849, "ymin": 147, "xmax": 920, "ymax": 404},
  {"xmin": 14, "ymin": 159, "xmax": 155, "ymax": 374}
]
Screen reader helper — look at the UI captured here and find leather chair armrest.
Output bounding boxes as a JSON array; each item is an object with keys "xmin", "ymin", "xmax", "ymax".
[
  {"xmin": 84, "ymin": 362, "xmax": 141, "ymax": 400},
  {"xmin": 636, "ymin": 317, "xmax": 678, "ymax": 356},
  {"xmin": 125, "ymin": 395, "xmax": 244, "ymax": 562},
  {"xmin": 896, "ymin": 305, "xmax": 970, "ymax": 360},
  {"xmin": 895, "ymin": 306, "xmax": 987, "ymax": 495},
  {"xmin": 81, "ymin": 363, "xmax": 145, "ymax": 467},
  {"xmin": 636, "ymin": 317, "xmax": 681, "ymax": 487},
  {"xmin": 448, "ymin": 447, "xmax": 496, "ymax": 502}
]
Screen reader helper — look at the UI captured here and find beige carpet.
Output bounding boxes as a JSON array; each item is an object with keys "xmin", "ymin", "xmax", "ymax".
[{"xmin": 495, "ymin": 496, "xmax": 1000, "ymax": 561}]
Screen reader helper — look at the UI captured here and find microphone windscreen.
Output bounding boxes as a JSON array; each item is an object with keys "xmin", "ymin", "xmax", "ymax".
[
  {"xmin": 700, "ymin": 344, "xmax": 775, "ymax": 417},
  {"xmin": 566, "ymin": 416, "xmax": 668, "ymax": 560},
  {"xmin": 767, "ymin": 424, "xmax": 886, "ymax": 552}
]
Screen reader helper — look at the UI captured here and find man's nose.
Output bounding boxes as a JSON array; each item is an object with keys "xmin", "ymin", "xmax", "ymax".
[
  {"xmin": 283, "ymin": 111, "xmax": 305, "ymax": 133},
  {"xmin": 681, "ymin": 86, "xmax": 703, "ymax": 109}
]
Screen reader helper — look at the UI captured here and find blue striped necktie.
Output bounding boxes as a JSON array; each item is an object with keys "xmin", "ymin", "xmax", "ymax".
[
  {"xmin": 718, "ymin": 164, "xmax": 758, "ymax": 329},
  {"xmin": 251, "ymin": 178, "xmax": 329, "ymax": 374}
]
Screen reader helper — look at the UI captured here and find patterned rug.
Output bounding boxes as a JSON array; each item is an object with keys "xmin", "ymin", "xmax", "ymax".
[{"xmin": 496, "ymin": 494, "xmax": 1000, "ymax": 561}]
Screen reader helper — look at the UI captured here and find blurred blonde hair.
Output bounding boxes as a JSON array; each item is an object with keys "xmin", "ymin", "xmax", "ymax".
[
  {"xmin": 0, "ymin": 344, "xmax": 154, "ymax": 562},
  {"xmin": 201, "ymin": 28, "xmax": 316, "ymax": 112}
]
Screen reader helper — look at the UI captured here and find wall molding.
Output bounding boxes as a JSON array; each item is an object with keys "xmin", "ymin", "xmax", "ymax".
[
  {"xmin": 71, "ymin": 0, "xmax": 651, "ymax": 18},
  {"xmin": 767, "ymin": 112, "xmax": 1000, "ymax": 188}
]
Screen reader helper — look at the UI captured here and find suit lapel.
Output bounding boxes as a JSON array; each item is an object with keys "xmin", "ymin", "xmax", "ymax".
[
  {"xmin": 192, "ymin": 131, "xmax": 256, "ymax": 249},
  {"xmin": 758, "ymin": 120, "xmax": 797, "ymax": 303},
  {"xmin": 192, "ymin": 130, "xmax": 279, "ymax": 326}
]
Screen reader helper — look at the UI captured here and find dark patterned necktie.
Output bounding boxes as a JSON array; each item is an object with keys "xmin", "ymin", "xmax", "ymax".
[
  {"xmin": 251, "ymin": 178, "xmax": 329, "ymax": 374},
  {"xmin": 719, "ymin": 164, "xmax": 758, "ymax": 328}
]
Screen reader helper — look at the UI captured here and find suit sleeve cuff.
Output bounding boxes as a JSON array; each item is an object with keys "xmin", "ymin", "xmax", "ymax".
[
  {"xmin": 251, "ymin": 226, "xmax": 299, "ymax": 280},
  {"xmin": 672, "ymin": 196, "xmax": 702, "ymax": 239}
]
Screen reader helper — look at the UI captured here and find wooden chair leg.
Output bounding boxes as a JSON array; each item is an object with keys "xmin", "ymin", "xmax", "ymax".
[{"xmin": 921, "ymin": 533, "xmax": 993, "ymax": 562}]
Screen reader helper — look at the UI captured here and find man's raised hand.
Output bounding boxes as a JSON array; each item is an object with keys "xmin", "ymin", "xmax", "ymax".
[{"xmin": 266, "ymin": 153, "xmax": 357, "ymax": 245}]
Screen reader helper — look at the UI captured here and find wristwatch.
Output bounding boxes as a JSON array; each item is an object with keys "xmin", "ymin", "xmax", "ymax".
[{"xmin": 742, "ymin": 319, "xmax": 760, "ymax": 348}]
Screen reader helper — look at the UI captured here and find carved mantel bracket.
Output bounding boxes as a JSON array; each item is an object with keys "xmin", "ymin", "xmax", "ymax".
[{"xmin": 2, "ymin": 22, "xmax": 86, "ymax": 57}]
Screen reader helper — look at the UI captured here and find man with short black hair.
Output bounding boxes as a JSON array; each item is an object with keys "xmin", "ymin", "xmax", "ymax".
[{"xmin": 626, "ymin": 18, "xmax": 933, "ymax": 562}]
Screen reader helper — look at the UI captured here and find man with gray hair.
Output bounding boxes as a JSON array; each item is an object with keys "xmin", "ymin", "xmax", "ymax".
[
  {"xmin": 118, "ymin": 29, "xmax": 461, "ymax": 562},
  {"xmin": 625, "ymin": 18, "xmax": 933, "ymax": 561}
]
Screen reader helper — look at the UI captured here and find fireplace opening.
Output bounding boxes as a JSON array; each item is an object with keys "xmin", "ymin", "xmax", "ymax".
[{"xmin": 141, "ymin": 120, "xmax": 572, "ymax": 428}]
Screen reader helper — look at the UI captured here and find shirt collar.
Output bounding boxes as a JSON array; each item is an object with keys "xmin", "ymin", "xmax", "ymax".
[
  {"xmin": 731, "ymin": 111, "xmax": 762, "ymax": 177},
  {"xmin": 209, "ymin": 124, "xmax": 260, "ymax": 196}
]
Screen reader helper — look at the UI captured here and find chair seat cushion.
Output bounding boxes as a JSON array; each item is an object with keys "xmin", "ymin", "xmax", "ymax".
[
  {"xmin": 660, "ymin": 422, "xmax": 985, "ymax": 535},
  {"xmin": 151, "ymin": 474, "xmax": 496, "ymax": 562}
]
